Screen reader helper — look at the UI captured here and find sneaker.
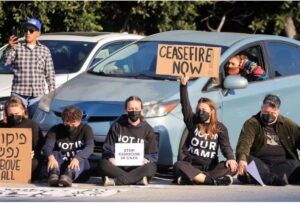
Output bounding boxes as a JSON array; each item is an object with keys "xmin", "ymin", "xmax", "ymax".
[
  {"xmin": 273, "ymin": 173, "xmax": 288, "ymax": 186},
  {"xmin": 176, "ymin": 176, "xmax": 191, "ymax": 185},
  {"xmin": 214, "ymin": 175, "xmax": 233, "ymax": 186},
  {"xmin": 137, "ymin": 176, "xmax": 148, "ymax": 185},
  {"xmin": 48, "ymin": 169, "xmax": 59, "ymax": 187},
  {"xmin": 103, "ymin": 176, "xmax": 115, "ymax": 186}
]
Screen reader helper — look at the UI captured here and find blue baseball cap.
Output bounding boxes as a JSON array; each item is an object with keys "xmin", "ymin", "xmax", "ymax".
[{"xmin": 23, "ymin": 18, "xmax": 42, "ymax": 31}]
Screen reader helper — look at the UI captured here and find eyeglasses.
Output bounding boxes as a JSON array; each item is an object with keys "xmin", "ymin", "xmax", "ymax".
[{"xmin": 24, "ymin": 28, "xmax": 37, "ymax": 34}]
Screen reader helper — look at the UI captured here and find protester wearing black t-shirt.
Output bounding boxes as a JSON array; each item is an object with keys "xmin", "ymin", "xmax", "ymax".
[
  {"xmin": 43, "ymin": 106, "xmax": 94, "ymax": 187},
  {"xmin": 0, "ymin": 96, "xmax": 45, "ymax": 181},
  {"xmin": 237, "ymin": 94, "xmax": 300, "ymax": 186},
  {"xmin": 173, "ymin": 75, "xmax": 237, "ymax": 185},
  {"xmin": 98, "ymin": 96, "xmax": 158, "ymax": 186}
]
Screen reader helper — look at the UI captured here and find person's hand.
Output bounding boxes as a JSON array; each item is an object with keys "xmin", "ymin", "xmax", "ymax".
[
  {"xmin": 180, "ymin": 74, "xmax": 190, "ymax": 86},
  {"xmin": 143, "ymin": 158, "xmax": 150, "ymax": 165},
  {"xmin": 31, "ymin": 151, "xmax": 35, "ymax": 159},
  {"xmin": 226, "ymin": 159, "xmax": 238, "ymax": 173},
  {"xmin": 237, "ymin": 160, "xmax": 248, "ymax": 175},
  {"xmin": 47, "ymin": 155, "xmax": 59, "ymax": 170},
  {"xmin": 109, "ymin": 158, "xmax": 116, "ymax": 166},
  {"xmin": 8, "ymin": 35, "xmax": 18, "ymax": 49},
  {"xmin": 68, "ymin": 158, "xmax": 80, "ymax": 171}
]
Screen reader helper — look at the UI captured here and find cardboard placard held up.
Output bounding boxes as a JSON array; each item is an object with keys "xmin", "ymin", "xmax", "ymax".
[
  {"xmin": 0, "ymin": 128, "xmax": 32, "ymax": 184},
  {"xmin": 156, "ymin": 44, "xmax": 221, "ymax": 78}
]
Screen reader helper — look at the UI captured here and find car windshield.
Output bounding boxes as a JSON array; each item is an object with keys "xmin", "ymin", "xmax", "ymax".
[
  {"xmin": 0, "ymin": 40, "xmax": 96, "ymax": 74},
  {"xmin": 41, "ymin": 40, "xmax": 96, "ymax": 74},
  {"xmin": 89, "ymin": 41, "xmax": 228, "ymax": 80}
]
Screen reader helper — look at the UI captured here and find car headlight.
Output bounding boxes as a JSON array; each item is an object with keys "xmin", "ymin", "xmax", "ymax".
[
  {"xmin": 143, "ymin": 99, "xmax": 179, "ymax": 118},
  {"xmin": 38, "ymin": 91, "xmax": 55, "ymax": 112}
]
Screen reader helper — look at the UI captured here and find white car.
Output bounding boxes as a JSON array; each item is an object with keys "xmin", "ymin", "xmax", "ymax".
[{"xmin": 0, "ymin": 32, "xmax": 143, "ymax": 110}]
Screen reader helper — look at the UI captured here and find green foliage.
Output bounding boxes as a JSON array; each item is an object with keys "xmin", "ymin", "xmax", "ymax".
[{"xmin": 0, "ymin": 1, "xmax": 299, "ymax": 46}]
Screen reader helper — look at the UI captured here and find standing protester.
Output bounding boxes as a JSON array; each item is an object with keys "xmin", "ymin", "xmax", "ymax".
[
  {"xmin": 98, "ymin": 96, "xmax": 158, "ymax": 186},
  {"xmin": 174, "ymin": 75, "xmax": 237, "ymax": 185},
  {"xmin": 0, "ymin": 96, "xmax": 45, "ymax": 181},
  {"xmin": 43, "ymin": 106, "xmax": 94, "ymax": 187},
  {"xmin": 1, "ymin": 18, "xmax": 55, "ymax": 117},
  {"xmin": 236, "ymin": 94, "xmax": 300, "ymax": 186}
]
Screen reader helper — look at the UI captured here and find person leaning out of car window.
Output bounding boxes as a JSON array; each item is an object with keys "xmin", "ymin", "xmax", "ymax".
[
  {"xmin": 236, "ymin": 94, "xmax": 300, "ymax": 186},
  {"xmin": 98, "ymin": 96, "xmax": 158, "ymax": 186},
  {"xmin": 0, "ymin": 96, "xmax": 45, "ymax": 181},
  {"xmin": 225, "ymin": 54, "xmax": 267, "ymax": 82},
  {"xmin": 173, "ymin": 75, "xmax": 237, "ymax": 186},
  {"xmin": 43, "ymin": 106, "xmax": 94, "ymax": 187}
]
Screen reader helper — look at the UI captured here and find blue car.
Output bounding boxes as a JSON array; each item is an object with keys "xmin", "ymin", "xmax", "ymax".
[{"xmin": 33, "ymin": 30, "xmax": 300, "ymax": 168}]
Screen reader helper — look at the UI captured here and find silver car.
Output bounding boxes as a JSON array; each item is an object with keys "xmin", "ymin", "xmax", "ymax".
[{"xmin": 33, "ymin": 30, "xmax": 300, "ymax": 167}]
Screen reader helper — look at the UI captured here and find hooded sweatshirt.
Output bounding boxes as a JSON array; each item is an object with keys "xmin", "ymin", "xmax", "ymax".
[
  {"xmin": 43, "ymin": 123, "xmax": 94, "ymax": 161},
  {"xmin": 180, "ymin": 84, "xmax": 234, "ymax": 167},
  {"xmin": 102, "ymin": 115, "xmax": 159, "ymax": 163}
]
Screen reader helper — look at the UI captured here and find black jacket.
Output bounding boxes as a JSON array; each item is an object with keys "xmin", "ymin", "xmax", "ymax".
[
  {"xmin": 102, "ymin": 115, "xmax": 159, "ymax": 163},
  {"xmin": 236, "ymin": 112, "xmax": 300, "ymax": 162},
  {"xmin": 180, "ymin": 84, "xmax": 234, "ymax": 166}
]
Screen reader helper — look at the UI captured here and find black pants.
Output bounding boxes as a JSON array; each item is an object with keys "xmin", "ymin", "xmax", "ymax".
[
  {"xmin": 241, "ymin": 156, "xmax": 300, "ymax": 185},
  {"xmin": 32, "ymin": 157, "xmax": 43, "ymax": 181},
  {"xmin": 173, "ymin": 160, "xmax": 232, "ymax": 182},
  {"xmin": 98, "ymin": 159, "xmax": 157, "ymax": 185}
]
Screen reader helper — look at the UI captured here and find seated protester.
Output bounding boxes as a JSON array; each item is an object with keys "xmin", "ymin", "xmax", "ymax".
[
  {"xmin": 174, "ymin": 75, "xmax": 237, "ymax": 186},
  {"xmin": 43, "ymin": 106, "xmax": 94, "ymax": 187},
  {"xmin": 0, "ymin": 96, "xmax": 45, "ymax": 181},
  {"xmin": 98, "ymin": 96, "xmax": 158, "ymax": 186},
  {"xmin": 236, "ymin": 94, "xmax": 300, "ymax": 186},
  {"xmin": 225, "ymin": 54, "xmax": 267, "ymax": 82}
]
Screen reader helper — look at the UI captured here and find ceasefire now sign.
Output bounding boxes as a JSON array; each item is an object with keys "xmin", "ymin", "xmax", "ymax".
[{"xmin": 156, "ymin": 44, "xmax": 221, "ymax": 78}]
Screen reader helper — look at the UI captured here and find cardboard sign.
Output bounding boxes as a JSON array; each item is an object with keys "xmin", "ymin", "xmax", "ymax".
[
  {"xmin": 115, "ymin": 143, "xmax": 144, "ymax": 166},
  {"xmin": 156, "ymin": 44, "xmax": 221, "ymax": 78},
  {"xmin": 0, "ymin": 128, "xmax": 32, "ymax": 184}
]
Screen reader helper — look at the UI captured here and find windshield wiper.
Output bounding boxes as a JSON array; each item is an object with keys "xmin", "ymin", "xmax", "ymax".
[{"xmin": 133, "ymin": 73, "xmax": 177, "ymax": 81}]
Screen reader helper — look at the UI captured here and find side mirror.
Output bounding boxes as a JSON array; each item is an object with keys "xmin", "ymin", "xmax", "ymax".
[{"xmin": 223, "ymin": 75, "xmax": 248, "ymax": 89}]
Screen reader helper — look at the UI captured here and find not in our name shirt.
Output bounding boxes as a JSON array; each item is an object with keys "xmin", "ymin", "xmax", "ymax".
[
  {"xmin": 180, "ymin": 84, "xmax": 234, "ymax": 166},
  {"xmin": 102, "ymin": 115, "xmax": 159, "ymax": 163},
  {"xmin": 43, "ymin": 123, "xmax": 94, "ymax": 161}
]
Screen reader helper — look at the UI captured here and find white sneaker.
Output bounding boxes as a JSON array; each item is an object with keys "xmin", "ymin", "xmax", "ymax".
[{"xmin": 136, "ymin": 176, "xmax": 148, "ymax": 185}]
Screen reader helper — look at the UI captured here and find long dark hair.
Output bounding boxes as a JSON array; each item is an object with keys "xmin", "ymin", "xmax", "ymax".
[{"xmin": 196, "ymin": 97, "xmax": 218, "ymax": 139}]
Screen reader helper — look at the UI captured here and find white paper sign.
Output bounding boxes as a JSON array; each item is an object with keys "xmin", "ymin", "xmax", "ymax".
[
  {"xmin": 247, "ymin": 160, "xmax": 266, "ymax": 186},
  {"xmin": 115, "ymin": 143, "xmax": 144, "ymax": 166}
]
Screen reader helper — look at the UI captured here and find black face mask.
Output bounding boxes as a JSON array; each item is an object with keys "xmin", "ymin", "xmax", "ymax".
[
  {"xmin": 261, "ymin": 113, "xmax": 276, "ymax": 125},
  {"xmin": 127, "ymin": 111, "xmax": 141, "ymax": 122},
  {"xmin": 195, "ymin": 110, "xmax": 210, "ymax": 123},
  {"xmin": 64, "ymin": 125, "xmax": 78, "ymax": 134},
  {"xmin": 7, "ymin": 115, "xmax": 23, "ymax": 126}
]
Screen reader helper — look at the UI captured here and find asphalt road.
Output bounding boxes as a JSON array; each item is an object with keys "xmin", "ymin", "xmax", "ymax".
[{"xmin": 1, "ymin": 177, "xmax": 300, "ymax": 202}]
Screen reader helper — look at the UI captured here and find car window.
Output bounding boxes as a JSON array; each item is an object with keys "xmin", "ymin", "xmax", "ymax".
[
  {"xmin": 204, "ymin": 45, "xmax": 266, "ymax": 92},
  {"xmin": 266, "ymin": 42, "xmax": 300, "ymax": 77},
  {"xmin": 90, "ymin": 41, "xmax": 228, "ymax": 80},
  {"xmin": 41, "ymin": 40, "xmax": 96, "ymax": 74},
  {"xmin": 0, "ymin": 45, "xmax": 12, "ymax": 74},
  {"xmin": 90, "ymin": 41, "xmax": 133, "ymax": 67}
]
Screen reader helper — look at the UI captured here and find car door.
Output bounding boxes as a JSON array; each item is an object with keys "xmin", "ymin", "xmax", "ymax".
[
  {"xmin": 263, "ymin": 41, "xmax": 300, "ymax": 124},
  {"xmin": 220, "ymin": 43, "xmax": 275, "ymax": 149}
]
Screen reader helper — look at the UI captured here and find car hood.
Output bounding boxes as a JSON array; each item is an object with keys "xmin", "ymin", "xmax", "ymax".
[{"xmin": 54, "ymin": 72, "xmax": 179, "ymax": 103}]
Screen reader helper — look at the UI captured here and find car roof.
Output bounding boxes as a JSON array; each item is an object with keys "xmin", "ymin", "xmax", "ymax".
[
  {"xmin": 141, "ymin": 30, "xmax": 299, "ymax": 47},
  {"xmin": 38, "ymin": 32, "xmax": 143, "ymax": 42}
]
